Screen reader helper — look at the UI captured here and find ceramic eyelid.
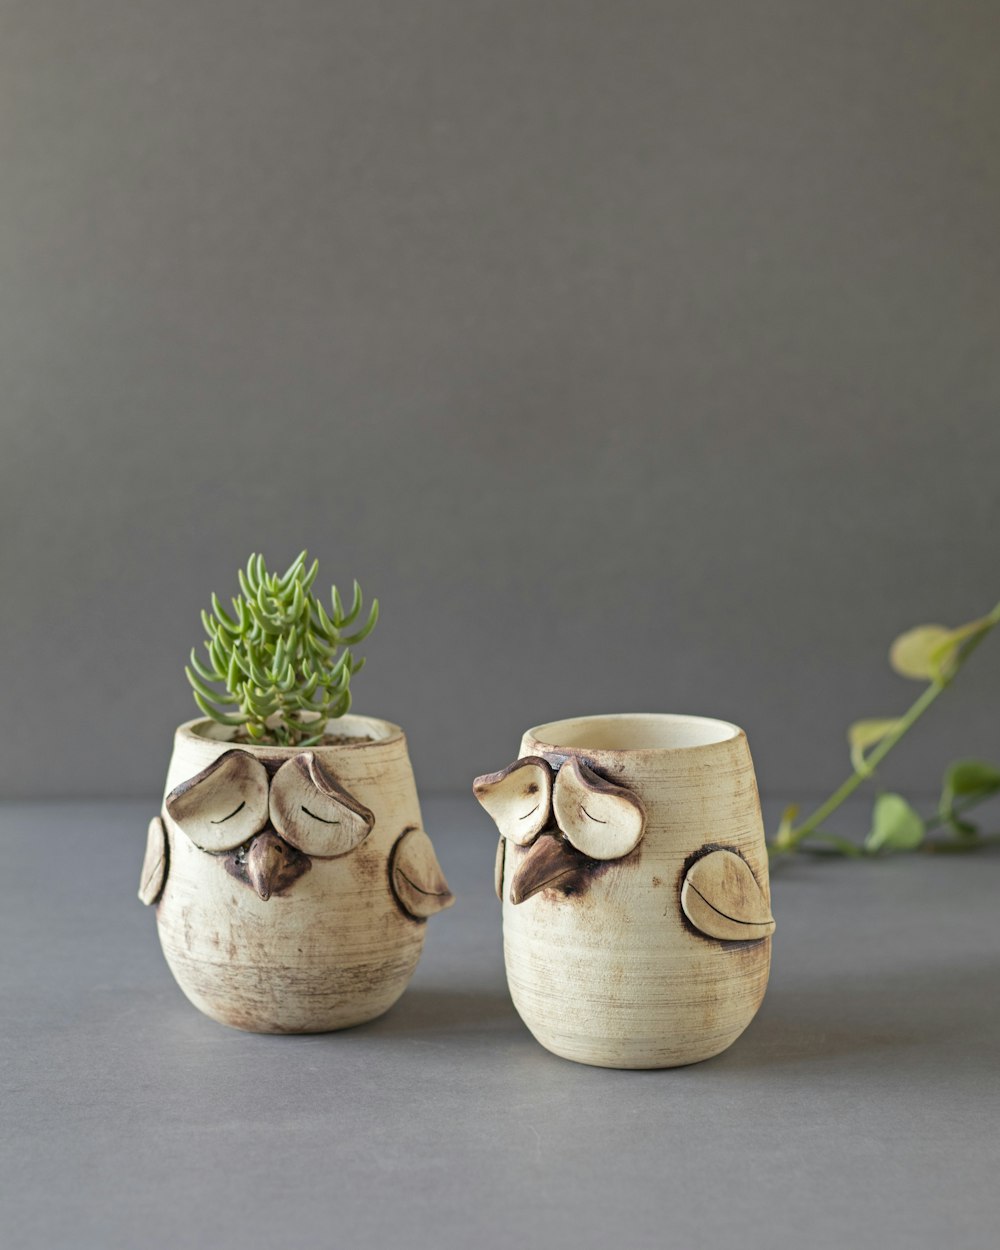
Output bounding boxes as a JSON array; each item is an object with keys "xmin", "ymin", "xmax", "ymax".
[
  {"xmin": 164, "ymin": 749, "xmax": 270, "ymax": 852},
  {"xmin": 472, "ymin": 757, "xmax": 553, "ymax": 845},
  {"xmin": 551, "ymin": 757, "xmax": 646, "ymax": 860},
  {"xmin": 268, "ymin": 752, "xmax": 375, "ymax": 857}
]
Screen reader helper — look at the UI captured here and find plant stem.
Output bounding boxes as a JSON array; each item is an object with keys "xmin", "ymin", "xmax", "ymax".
[
  {"xmin": 773, "ymin": 599, "xmax": 1000, "ymax": 853},
  {"xmin": 777, "ymin": 682, "xmax": 943, "ymax": 848}
]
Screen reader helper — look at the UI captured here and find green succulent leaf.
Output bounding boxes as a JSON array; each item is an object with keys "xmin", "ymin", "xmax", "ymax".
[
  {"xmin": 865, "ymin": 793, "xmax": 925, "ymax": 853},
  {"xmin": 340, "ymin": 598, "xmax": 379, "ymax": 645},
  {"xmin": 188, "ymin": 649, "xmax": 220, "ymax": 684},
  {"xmin": 185, "ymin": 551, "xmax": 378, "ymax": 746},
  {"xmin": 306, "ymin": 629, "xmax": 336, "ymax": 657},
  {"xmin": 211, "ymin": 592, "xmax": 239, "ymax": 632},
  {"xmin": 278, "ymin": 551, "xmax": 307, "ymax": 588},
  {"xmin": 190, "ymin": 688, "xmax": 246, "ymax": 727}
]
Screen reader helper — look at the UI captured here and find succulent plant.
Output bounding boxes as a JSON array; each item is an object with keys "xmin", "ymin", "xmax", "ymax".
[{"xmin": 186, "ymin": 552, "xmax": 379, "ymax": 747}]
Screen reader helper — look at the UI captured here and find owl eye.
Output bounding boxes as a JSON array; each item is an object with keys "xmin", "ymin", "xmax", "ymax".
[
  {"xmin": 165, "ymin": 750, "xmax": 270, "ymax": 852},
  {"xmin": 552, "ymin": 757, "xmax": 646, "ymax": 860},
  {"xmin": 472, "ymin": 757, "xmax": 553, "ymax": 845},
  {"xmin": 269, "ymin": 752, "xmax": 374, "ymax": 857}
]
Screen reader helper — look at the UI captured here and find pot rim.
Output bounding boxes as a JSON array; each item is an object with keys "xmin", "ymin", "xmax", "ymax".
[
  {"xmin": 174, "ymin": 713, "xmax": 405, "ymax": 754},
  {"xmin": 523, "ymin": 712, "xmax": 746, "ymax": 756}
]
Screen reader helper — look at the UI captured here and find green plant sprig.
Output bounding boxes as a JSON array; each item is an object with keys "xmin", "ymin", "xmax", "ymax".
[
  {"xmin": 770, "ymin": 598, "xmax": 1000, "ymax": 859},
  {"xmin": 185, "ymin": 552, "xmax": 378, "ymax": 747}
]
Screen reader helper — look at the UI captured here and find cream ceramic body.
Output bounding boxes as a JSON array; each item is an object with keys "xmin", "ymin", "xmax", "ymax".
[
  {"xmin": 142, "ymin": 715, "xmax": 452, "ymax": 1033},
  {"xmin": 484, "ymin": 713, "xmax": 773, "ymax": 1069}
]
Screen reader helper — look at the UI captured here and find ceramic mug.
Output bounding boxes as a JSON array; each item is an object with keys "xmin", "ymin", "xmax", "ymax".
[{"xmin": 474, "ymin": 713, "xmax": 774, "ymax": 1068}]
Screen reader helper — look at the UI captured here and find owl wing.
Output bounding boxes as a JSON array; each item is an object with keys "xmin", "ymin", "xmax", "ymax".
[
  {"xmin": 390, "ymin": 827, "xmax": 455, "ymax": 919},
  {"xmin": 138, "ymin": 816, "xmax": 168, "ymax": 905},
  {"xmin": 680, "ymin": 849, "xmax": 774, "ymax": 941}
]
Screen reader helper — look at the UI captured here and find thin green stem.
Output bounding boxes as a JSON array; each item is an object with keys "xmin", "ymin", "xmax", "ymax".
[
  {"xmin": 776, "ymin": 682, "xmax": 943, "ymax": 848},
  {"xmin": 773, "ymin": 599, "xmax": 1000, "ymax": 853}
]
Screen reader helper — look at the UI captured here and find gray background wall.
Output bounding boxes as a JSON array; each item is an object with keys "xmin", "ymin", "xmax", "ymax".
[{"xmin": 2, "ymin": 1, "xmax": 998, "ymax": 802}]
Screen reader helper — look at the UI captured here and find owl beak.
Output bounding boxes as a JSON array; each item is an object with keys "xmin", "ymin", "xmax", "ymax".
[
  {"xmin": 509, "ymin": 834, "xmax": 588, "ymax": 905},
  {"xmin": 245, "ymin": 830, "xmax": 298, "ymax": 901}
]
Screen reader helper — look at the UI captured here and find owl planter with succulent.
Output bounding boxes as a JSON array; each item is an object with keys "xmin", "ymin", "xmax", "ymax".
[{"xmin": 138, "ymin": 552, "xmax": 453, "ymax": 1034}]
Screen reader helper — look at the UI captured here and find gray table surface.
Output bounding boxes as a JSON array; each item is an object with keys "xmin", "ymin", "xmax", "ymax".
[{"xmin": 2, "ymin": 797, "xmax": 998, "ymax": 1250}]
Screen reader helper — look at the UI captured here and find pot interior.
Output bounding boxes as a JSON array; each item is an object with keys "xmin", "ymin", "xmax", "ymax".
[{"xmin": 526, "ymin": 713, "xmax": 741, "ymax": 752}]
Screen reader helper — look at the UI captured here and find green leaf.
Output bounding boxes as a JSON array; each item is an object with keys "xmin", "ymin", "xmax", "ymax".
[
  {"xmin": 941, "ymin": 758, "xmax": 1000, "ymax": 802},
  {"xmin": 290, "ymin": 580, "xmax": 305, "ymax": 620},
  {"xmin": 889, "ymin": 617, "xmax": 991, "ymax": 682},
  {"xmin": 341, "ymin": 579, "xmax": 363, "ymax": 626},
  {"xmin": 190, "ymin": 688, "xmax": 245, "ymax": 727},
  {"xmin": 185, "ymin": 664, "xmax": 228, "ymax": 708},
  {"xmin": 211, "ymin": 592, "xmax": 239, "ymax": 633},
  {"xmin": 865, "ymin": 793, "xmax": 925, "ymax": 853},
  {"xmin": 248, "ymin": 602, "xmax": 282, "ymax": 636},
  {"xmin": 279, "ymin": 551, "xmax": 308, "ymax": 587},
  {"xmin": 312, "ymin": 599, "xmax": 339, "ymax": 641},
  {"xmin": 189, "ymin": 648, "xmax": 222, "ymax": 684},
  {"xmin": 847, "ymin": 718, "xmax": 901, "ymax": 772},
  {"xmin": 889, "ymin": 624, "xmax": 958, "ymax": 681},
  {"xmin": 340, "ymin": 597, "xmax": 379, "ymax": 645},
  {"xmin": 938, "ymin": 759, "xmax": 1000, "ymax": 834}
]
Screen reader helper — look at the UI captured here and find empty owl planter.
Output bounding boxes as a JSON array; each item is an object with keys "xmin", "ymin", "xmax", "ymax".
[
  {"xmin": 474, "ymin": 713, "xmax": 774, "ymax": 1069},
  {"xmin": 139, "ymin": 715, "xmax": 453, "ymax": 1033}
]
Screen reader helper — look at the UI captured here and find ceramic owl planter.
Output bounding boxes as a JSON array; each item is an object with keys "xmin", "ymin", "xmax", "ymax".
[
  {"xmin": 139, "ymin": 714, "xmax": 453, "ymax": 1033},
  {"xmin": 474, "ymin": 713, "xmax": 774, "ymax": 1069}
]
